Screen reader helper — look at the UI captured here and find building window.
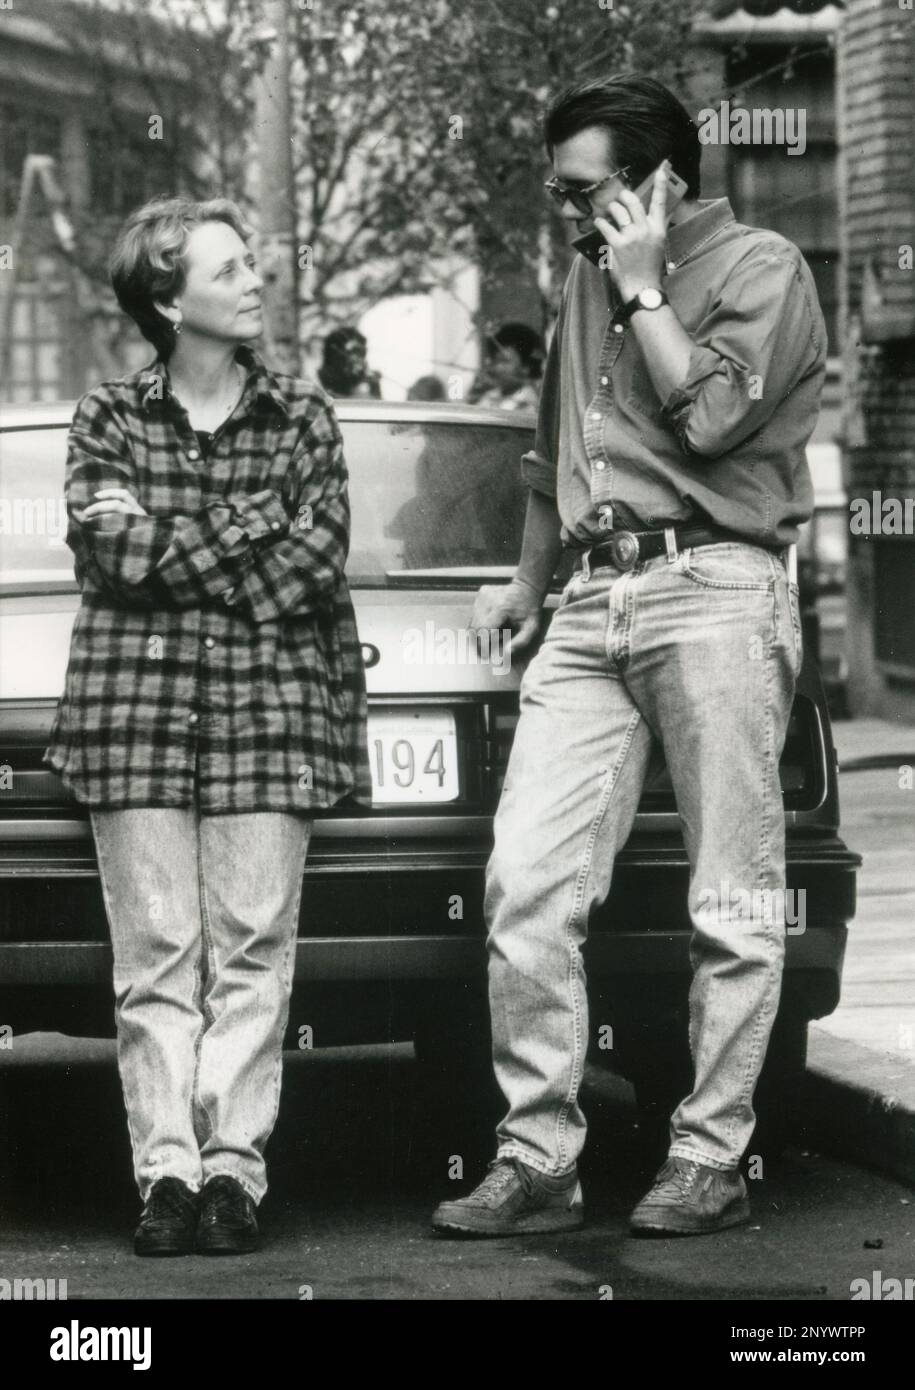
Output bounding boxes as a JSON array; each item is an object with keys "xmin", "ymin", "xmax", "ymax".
[
  {"xmin": 725, "ymin": 45, "xmax": 839, "ymax": 351},
  {"xmin": 0, "ymin": 103, "xmax": 62, "ymax": 220},
  {"xmin": 87, "ymin": 122, "xmax": 179, "ymax": 219},
  {"xmin": 874, "ymin": 538, "xmax": 915, "ymax": 683},
  {"xmin": 5, "ymin": 269, "xmax": 69, "ymax": 402}
]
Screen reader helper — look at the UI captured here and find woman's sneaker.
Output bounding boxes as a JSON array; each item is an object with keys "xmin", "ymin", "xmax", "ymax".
[
  {"xmin": 431, "ymin": 1158, "xmax": 583, "ymax": 1237},
  {"xmin": 629, "ymin": 1156, "xmax": 750, "ymax": 1236},
  {"xmin": 134, "ymin": 1178, "xmax": 199, "ymax": 1257},
  {"xmin": 196, "ymin": 1175, "xmax": 259, "ymax": 1255}
]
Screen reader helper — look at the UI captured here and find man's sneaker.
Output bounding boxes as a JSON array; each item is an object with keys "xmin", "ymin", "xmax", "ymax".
[
  {"xmin": 629, "ymin": 1156, "xmax": 750, "ymax": 1236},
  {"xmin": 431, "ymin": 1158, "xmax": 583, "ymax": 1237},
  {"xmin": 196, "ymin": 1175, "xmax": 259, "ymax": 1255},
  {"xmin": 134, "ymin": 1177, "xmax": 198, "ymax": 1257}
]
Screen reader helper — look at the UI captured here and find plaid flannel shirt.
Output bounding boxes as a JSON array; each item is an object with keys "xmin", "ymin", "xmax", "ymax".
[{"xmin": 43, "ymin": 345, "xmax": 372, "ymax": 812}]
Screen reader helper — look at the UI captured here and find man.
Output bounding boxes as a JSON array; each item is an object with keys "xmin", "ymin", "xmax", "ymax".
[{"xmin": 431, "ymin": 74, "xmax": 824, "ymax": 1238}]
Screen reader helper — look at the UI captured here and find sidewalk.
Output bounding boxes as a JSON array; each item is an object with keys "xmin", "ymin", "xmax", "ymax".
[{"xmin": 803, "ymin": 717, "xmax": 915, "ymax": 1184}]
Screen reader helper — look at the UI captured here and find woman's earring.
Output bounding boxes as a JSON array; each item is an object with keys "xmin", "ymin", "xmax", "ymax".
[{"xmin": 174, "ymin": 320, "xmax": 182, "ymax": 337}]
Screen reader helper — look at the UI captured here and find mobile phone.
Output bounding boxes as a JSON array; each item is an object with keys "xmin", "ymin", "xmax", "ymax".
[
  {"xmin": 632, "ymin": 164, "xmax": 688, "ymax": 213},
  {"xmin": 571, "ymin": 226, "xmax": 611, "ymax": 267},
  {"xmin": 571, "ymin": 164, "xmax": 689, "ymax": 268}
]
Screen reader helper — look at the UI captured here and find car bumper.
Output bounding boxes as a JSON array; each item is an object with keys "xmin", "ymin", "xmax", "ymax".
[{"xmin": 0, "ymin": 833, "xmax": 859, "ymax": 989}]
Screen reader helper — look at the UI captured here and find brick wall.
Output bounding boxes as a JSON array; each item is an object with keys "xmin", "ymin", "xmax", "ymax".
[{"xmin": 838, "ymin": 0, "xmax": 915, "ymax": 718}]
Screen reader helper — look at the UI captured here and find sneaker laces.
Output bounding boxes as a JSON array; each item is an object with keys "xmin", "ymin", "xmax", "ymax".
[
  {"xmin": 651, "ymin": 1157, "xmax": 703, "ymax": 1200},
  {"xmin": 475, "ymin": 1159, "xmax": 533, "ymax": 1207}
]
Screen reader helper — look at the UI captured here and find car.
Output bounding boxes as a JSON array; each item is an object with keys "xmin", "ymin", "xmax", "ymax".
[
  {"xmin": 796, "ymin": 441, "xmax": 849, "ymax": 720},
  {"xmin": 0, "ymin": 398, "xmax": 861, "ymax": 1153}
]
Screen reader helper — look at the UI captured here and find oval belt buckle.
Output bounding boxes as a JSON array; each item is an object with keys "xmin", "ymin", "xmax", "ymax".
[{"xmin": 610, "ymin": 530, "xmax": 639, "ymax": 570}]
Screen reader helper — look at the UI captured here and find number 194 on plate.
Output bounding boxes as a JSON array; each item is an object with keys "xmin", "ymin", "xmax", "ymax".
[{"xmin": 369, "ymin": 707, "xmax": 459, "ymax": 804}]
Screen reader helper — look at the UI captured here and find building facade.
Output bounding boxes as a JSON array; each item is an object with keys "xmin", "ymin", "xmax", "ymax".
[
  {"xmin": 837, "ymin": 0, "xmax": 915, "ymax": 719},
  {"xmin": 0, "ymin": 0, "xmax": 224, "ymax": 404}
]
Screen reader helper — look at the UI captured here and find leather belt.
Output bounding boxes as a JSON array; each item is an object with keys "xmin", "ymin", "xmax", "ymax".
[{"xmin": 575, "ymin": 523, "xmax": 771, "ymax": 574}]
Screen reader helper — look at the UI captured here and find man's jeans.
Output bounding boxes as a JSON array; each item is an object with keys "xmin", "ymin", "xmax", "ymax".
[
  {"xmin": 486, "ymin": 540, "xmax": 803, "ymax": 1175},
  {"xmin": 89, "ymin": 798, "xmax": 311, "ymax": 1204}
]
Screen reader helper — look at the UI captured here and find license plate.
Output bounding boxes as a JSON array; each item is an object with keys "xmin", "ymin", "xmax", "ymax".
[{"xmin": 369, "ymin": 708, "xmax": 459, "ymax": 804}]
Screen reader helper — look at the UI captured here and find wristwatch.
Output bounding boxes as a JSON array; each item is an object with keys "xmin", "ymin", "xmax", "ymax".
[{"xmin": 617, "ymin": 287, "xmax": 670, "ymax": 324}]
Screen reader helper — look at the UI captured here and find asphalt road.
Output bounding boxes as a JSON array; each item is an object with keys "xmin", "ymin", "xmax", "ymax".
[{"xmin": 0, "ymin": 1039, "xmax": 911, "ymax": 1303}]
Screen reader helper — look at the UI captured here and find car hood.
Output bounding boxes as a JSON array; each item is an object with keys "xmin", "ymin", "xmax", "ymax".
[{"xmin": 0, "ymin": 588, "xmax": 525, "ymax": 700}]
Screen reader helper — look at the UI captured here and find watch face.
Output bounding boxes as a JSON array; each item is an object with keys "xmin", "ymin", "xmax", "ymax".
[{"xmin": 639, "ymin": 288, "xmax": 664, "ymax": 309}]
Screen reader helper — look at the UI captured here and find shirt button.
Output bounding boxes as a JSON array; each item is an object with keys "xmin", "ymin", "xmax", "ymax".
[
  {"xmin": 270, "ymin": 520, "xmax": 281, "ymax": 531},
  {"xmin": 594, "ymin": 460, "xmax": 606, "ymax": 471},
  {"xmin": 590, "ymin": 411, "xmax": 601, "ymax": 420},
  {"xmin": 613, "ymin": 323, "xmax": 624, "ymax": 334},
  {"xmin": 188, "ymin": 449, "xmax": 200, "ymax": 461},
  {"xmin": 204, "ymin": 636, "xmax": 215, "ymax": 649},
  {"xmin": 188, "ymin": 712, "xmax": 199, "ymax": 725},
  {"xmin": 600, "ymin": 376, "xmax": 609, "ymax": 386},
  {"xmin": 667, "ymin": 261, "xmax": 676, "ymax": 272}
]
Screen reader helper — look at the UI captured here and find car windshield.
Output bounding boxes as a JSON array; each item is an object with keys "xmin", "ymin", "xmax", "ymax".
[{"xmin": 0, "ymin": 415, "xmax": 542, "ymax": 594}]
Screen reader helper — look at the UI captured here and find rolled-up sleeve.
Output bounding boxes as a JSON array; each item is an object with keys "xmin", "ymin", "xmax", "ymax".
[
  {"xmin": 660, "ymin": 251, "xmax": 823, "ymax": 461},
  {"xmin": 520, "ymin": 293, "xmax": 565, "ymax": 499}
]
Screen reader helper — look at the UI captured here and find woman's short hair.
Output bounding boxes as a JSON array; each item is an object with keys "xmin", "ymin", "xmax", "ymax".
[
  {"xmin": 109, "ymin": 195, "xmax": 252, "ymax": 357},
  {"xmin": 544, "ymin": 74, "xmax": 701, "ymax": 200}
]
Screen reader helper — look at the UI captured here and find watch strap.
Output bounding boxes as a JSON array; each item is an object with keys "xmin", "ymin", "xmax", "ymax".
[{"xmin": 617, "ymin": 288, "xmax": 669, "ymax": 325}]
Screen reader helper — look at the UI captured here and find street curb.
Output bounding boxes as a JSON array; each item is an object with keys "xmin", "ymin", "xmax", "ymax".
[
  {"xmin": 838, "ymin": 754, "xmax": 915, "ymax": 772},
  {"xmin": 802, "ymin": 1029, "xmax": 915, "ymax": 1187}
]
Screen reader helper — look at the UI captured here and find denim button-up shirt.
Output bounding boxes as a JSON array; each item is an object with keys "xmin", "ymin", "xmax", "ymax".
[{"xmin": 522, "ymin": 198, "xmax": 827, "ymax": 547}]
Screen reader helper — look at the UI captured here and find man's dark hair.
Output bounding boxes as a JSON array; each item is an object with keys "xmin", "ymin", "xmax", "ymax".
[
  {"xmin": 486, "ymin": 321, "xmax": 545, "ymax": 380},
  {"xmin": 544, "ymin": 74, "xmax": 701, "ymax": 200}
]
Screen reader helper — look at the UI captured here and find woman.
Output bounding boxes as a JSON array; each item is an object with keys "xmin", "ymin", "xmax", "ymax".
[
  {"xmin": 42, "ymin": 196, "xmax": 372, "ymax": 1256},
  {"xmin": 469, "ymin": 321, "xmax": 544, "ymax": 412}
]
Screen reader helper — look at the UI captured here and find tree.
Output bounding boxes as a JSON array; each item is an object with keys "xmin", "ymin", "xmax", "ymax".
[
  {"xmin": 88, "ymin": 0, "xmax": 698, "ymax": 336},
  {"xmin": 10, "ymin": 0, "xmax": 701, "ymax": 377},
  {"xmin": 284, "ymin": 0, "xmax": 701, "ymax": 335}
]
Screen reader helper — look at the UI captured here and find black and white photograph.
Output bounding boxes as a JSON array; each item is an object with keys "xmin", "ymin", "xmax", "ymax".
[{"xmin": 0, "ymin": 0, "xmax": 913, "ymax": 1355}]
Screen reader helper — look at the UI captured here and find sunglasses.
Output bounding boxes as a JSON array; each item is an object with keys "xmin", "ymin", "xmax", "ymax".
[{"xmin": 544, "ymin": 165, "xmax": 632, "ymax": 217}]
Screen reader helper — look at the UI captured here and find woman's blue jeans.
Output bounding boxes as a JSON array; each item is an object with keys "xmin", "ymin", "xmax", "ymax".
[{"xmin": 89, "ymin": 793, "xmax": 311, "ymax": 1204}]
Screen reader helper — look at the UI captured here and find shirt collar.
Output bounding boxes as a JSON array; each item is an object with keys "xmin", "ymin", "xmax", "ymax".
[
  {"xmin": 138, "ymin": 343, "xmax": 290, "ymax": 416},
  {"xmin": 665, "ymin": 197, "xmax": 735, "ymax": 268}
]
